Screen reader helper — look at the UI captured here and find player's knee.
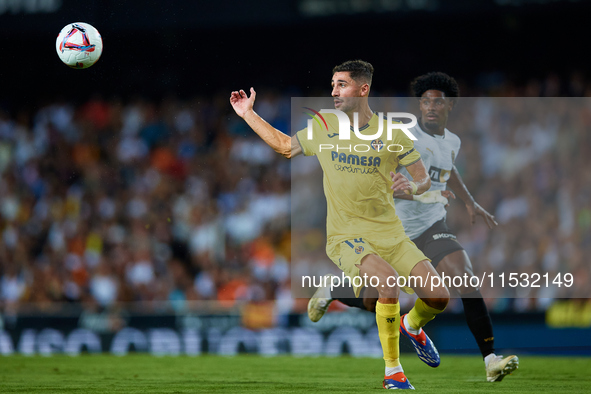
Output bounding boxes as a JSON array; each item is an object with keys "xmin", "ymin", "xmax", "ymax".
[
  {"xmin": 358, "ymin": 255, "xmax": 399, "ymax": 299},
  {"xmin": 423, "ymin": 284, "xmax": 450, "ymax": 310},
  {"xmin": 377, "ymin": 271, "xmax": 400, "ymax": 299},
  {"xmin": 425, "ymin": 289, "xmax": 449, "ymax": 311},
  {"xmin": 428, "ymin": 297, "xmax": 449, "ymax": 311}
]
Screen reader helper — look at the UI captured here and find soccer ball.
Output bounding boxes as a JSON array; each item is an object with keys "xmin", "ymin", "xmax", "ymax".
[{"xmin": 55, "ymin": 22, "xmax": 103, "ymax": 69}]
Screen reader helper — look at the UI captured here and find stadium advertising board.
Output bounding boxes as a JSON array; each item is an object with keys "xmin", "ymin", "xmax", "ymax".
[{"xmin": 1, "ymin": 308, "xmax": 590, "ymax": 356}]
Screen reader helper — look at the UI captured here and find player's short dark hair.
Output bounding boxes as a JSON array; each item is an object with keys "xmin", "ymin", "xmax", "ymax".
[
  {"xmin": 332, "ymin": 60, "xmax": 374, "ymax": 86},
  {"xmin": 411, "ymin": 72, "xmax": 460, "ymax": 99}
]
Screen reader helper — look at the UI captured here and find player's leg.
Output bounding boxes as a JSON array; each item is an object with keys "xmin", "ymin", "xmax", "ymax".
[
  {"xmin": 436, "ymin": 250, "xmax": 518, "ymax": 382},
  {"xmin": 321, "ymin": 239, "xmax": 413, "ymax": 389},
  {"xmin": 326, "ymin": 261, "xmax": 448, "ymax": 370},
  {"xmin": 378, "ymin": 236, "xmax": 447, "ymax": 368},
  {"xmin": 407, "ymin": 259, "xmax": 450, "ymax": 323},
  {"xmin": 436, "ymin": 250, "xmax": 494, "ymax": 357},
  {"xmin": 383, "ymin": 229, "xmax": 448, "ymax": 365},
  {"xmin": 356, "ymin": 254, "xmax": 414, "ymax": 390},
  {"xmin": 400, "ymin": 258, "xmax": 449, "ymax": 367}
]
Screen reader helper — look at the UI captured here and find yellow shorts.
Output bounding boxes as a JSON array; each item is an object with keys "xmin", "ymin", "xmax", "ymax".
[{"xmin": 326, "ymin": 236, "xmax": 429, "ymax": 297}]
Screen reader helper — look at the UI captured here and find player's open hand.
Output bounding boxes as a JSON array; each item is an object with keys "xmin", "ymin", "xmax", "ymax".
[
  {"xmin": 390, "ymin": 171, "xmax": 413, "ymax": 197},
  {"xmin": 466, "ymin": 201, "xmax": 498, "ymax": 229},
  {"xmin": 230, "ymin": 87, "xmax": 256, "ymax": 118}
]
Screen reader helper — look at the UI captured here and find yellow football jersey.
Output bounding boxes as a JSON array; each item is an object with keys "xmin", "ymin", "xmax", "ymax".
[{"xmin": 296, "ymin": 112, "xmax": 421, "ymax": 244}]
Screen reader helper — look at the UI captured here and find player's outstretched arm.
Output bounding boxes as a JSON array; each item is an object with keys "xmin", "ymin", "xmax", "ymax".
[
  {"xmin": 390, "ymin": 159, "xmax": 431, "ymax": 197},
  {"xmin": 229, "ymin": 87, "xmax": 302, "ymax": 159},
  {"xmin": 448, "ymin": 166, "xmax": 498, "ymax": 228}
]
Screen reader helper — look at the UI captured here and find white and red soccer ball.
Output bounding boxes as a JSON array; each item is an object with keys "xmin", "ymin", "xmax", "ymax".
[{"xmin": 56, "ymin": 22, "xmax": 103, "ymax": 69}]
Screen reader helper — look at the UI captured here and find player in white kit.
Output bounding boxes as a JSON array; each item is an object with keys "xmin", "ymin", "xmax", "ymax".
[{"xmin": 308, "ymin": 72, "xmax": 519, "ymax": 382}]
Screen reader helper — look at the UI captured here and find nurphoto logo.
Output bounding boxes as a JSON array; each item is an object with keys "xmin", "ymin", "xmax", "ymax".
[{"xmin": 304, "ymin": 109, "xmax": 418, "ymax": 152}]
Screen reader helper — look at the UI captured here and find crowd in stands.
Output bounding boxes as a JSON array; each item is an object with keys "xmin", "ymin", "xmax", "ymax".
[
  {"xmin": 1, "ymin": 72, "xmax": 590, "ymax": 314},
  {"xmin": 0, "ymin": 93, "xmax": 292, "ymax": 314}
]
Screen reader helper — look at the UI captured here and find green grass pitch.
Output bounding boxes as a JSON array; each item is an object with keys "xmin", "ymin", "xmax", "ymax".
[{"xmin": 0, "ymin": 354, "xmax": 590, "ymax": 393}]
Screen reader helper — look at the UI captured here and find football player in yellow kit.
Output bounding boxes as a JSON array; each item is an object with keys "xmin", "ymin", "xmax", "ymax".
[{"xmin": 230, "ymin": 60, "xmax": 449, "ymax": 390}]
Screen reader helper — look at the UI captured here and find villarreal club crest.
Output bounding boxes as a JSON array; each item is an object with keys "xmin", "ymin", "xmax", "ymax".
[{"xmin": 371, "ymin": 139, "xmax": 384, "ymax": 152}]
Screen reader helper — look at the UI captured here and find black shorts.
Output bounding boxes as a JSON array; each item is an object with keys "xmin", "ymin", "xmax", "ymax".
[{"xmin": 411, "ymin": 218, "xmax": 464, "ymax": 268}]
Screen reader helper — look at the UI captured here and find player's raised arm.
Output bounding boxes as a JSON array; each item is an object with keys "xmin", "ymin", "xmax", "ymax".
[
  {"xmin": 448, "ymin": 165, "xmax": 498, "ymax": 228},
  {"xmin": 390, "ymin": 159, "xmax": 431, "ymax": 198},
  {"xmin": 229, "ymin": 87, "xmax": 302, "ymax": 159}
]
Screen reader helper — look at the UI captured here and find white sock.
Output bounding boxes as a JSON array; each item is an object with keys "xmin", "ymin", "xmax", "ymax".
[
  {"xmin": 385, "ymin": 365, "xmax": 404, "ymax": 376},
  {"xmin": 484, "ymin": 353, "xmax": 496, "ymax": 367},
  {"xmin": 404, "ymin": 315, "xmax": 421, "ymax": 335}
]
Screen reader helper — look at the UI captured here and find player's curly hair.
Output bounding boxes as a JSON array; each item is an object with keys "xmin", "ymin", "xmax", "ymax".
[
  {"xmin": 333, "ymin": 60, "xmax": 374, "ymax": 86},
  {"xmin": 411, "ymin": 72, "xmax": 460, "ymax": 99}
]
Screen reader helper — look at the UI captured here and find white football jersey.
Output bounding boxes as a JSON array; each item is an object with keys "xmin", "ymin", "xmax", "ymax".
[{"xmin": 396, "ymin": 123, "xmax": 461, "ymax": 240}]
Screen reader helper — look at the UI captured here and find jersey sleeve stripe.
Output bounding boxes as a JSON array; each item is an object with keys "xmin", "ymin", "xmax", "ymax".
[
  {"xmin": 401, "ymin": 157, "xmax": 420, "ymax": 167},
  {"xmin": 398, "ymin": 148, "xmax": 416, "ymax": 160}
]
